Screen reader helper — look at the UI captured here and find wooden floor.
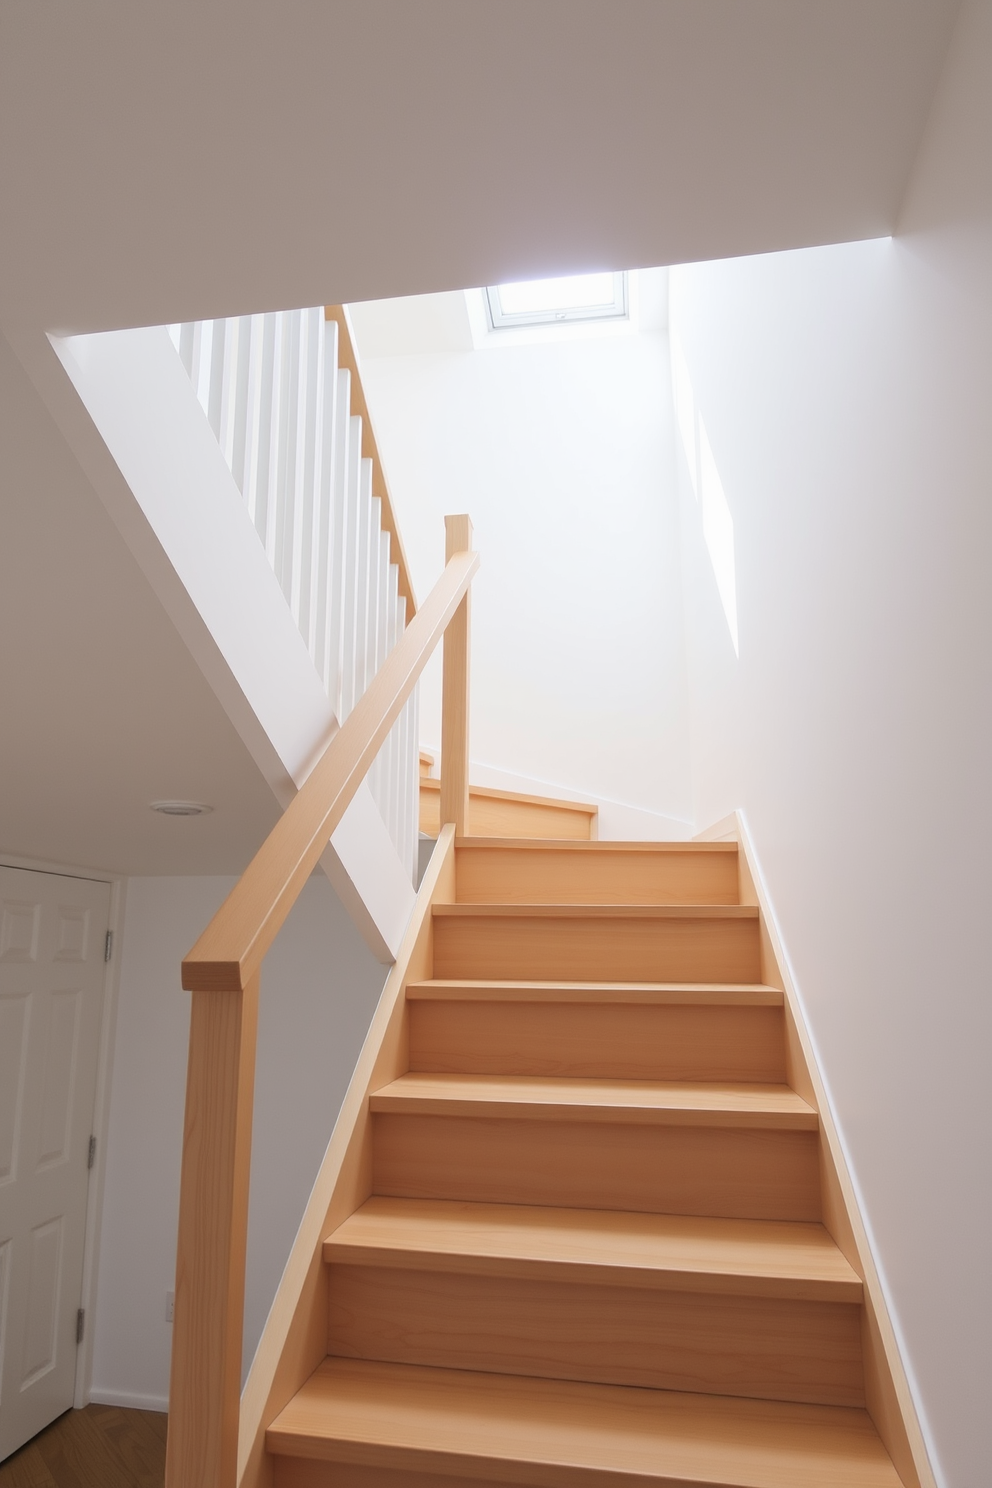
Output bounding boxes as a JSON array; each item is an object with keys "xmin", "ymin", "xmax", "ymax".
[{"xmin": 0, "ymin": 1405, "xmax": 166, "ymax": 1488}]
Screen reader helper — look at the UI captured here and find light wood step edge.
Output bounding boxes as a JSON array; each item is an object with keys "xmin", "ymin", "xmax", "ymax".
[
  {"xmin": 456, "ymin": 837, "xmax": 738, "ymax": 853},
  {"xmin": 267, "ymin": 1358, "xmax": 901, "ymax": 1488},
  {"xmin": 370, "ymin": 1074, "xmax": 818, "ymax": 1129},
  {"xmin": 433, "ymin": 903, "xmax": 759, "ymax": 920},
  {"xmin": 407, "ymin": 979, "xmax": 783, "ymax": 1005},
  {"xmin": 322, "ymin": 1197, "xmax": 862, "ymax": 1302},
  {"xmin": 421, "ymin": 777, "xmax": 597, "ymax": 818}
]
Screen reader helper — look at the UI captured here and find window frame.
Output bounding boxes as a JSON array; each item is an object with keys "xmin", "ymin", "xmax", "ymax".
[{"xmin": 484, "ymin": 271, "xmax": 629, "ymax": 331}]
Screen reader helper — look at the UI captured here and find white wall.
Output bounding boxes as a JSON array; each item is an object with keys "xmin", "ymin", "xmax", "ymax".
[
  {"xmin": 90, "ymin": 874, "xmax": 386, "ymax": 1408},
  {"xmin": 670, "ymin": 4, "xmax": 992, "ymax": 1483},
  {"xmin": 359, "ymin": 323, "xmax": 693, "ymax": 835}
]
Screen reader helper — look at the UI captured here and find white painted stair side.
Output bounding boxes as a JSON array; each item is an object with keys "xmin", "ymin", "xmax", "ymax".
[{"xmin": 35, "ymin": 323, "xmax": 414, "ymax": 959}]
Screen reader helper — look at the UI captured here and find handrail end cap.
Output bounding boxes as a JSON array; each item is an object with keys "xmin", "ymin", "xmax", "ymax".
[{"xmin": 181, "ymin": 959, "xmax": 246, "ymax": 993}]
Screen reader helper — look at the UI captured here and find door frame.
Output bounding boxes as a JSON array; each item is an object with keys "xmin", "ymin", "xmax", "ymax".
[{"xmin": 0, "ymin": 852, "xmax": 126, "ymax": 1412}]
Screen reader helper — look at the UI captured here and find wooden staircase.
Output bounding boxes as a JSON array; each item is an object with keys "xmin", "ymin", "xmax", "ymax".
[
  {"xmin": 419, "ymin": 752, "xmax": 598, "ymax": 840},
  {"xmin": 264, "ymin": 836, "xmax": 906, "ymax": 1488}
]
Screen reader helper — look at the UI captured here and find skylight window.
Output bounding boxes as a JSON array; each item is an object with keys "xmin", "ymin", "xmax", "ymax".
[{"xmin": 485, "ymin": 271, "xmax": 628, "ymax": 330}]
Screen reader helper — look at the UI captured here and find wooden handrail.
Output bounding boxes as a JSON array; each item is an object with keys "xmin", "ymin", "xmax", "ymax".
[
  {"xmin": 167, "ymin": 522, "xmax": 476, "ymax": 1488},
  {"xmin": 324, "ymin": 304, "xmax": 417, "ymax": 619},
  {"xmin": 182, "ymin": 547, "xmax": 477, "ymax": 993}
]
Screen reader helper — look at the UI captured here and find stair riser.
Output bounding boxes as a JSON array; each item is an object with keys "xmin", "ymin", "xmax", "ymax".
[
  {"xmin": 326, "ymin": 1265, "xmax": 864, "ymax": 1408},
  {"xmin": 432, "ymin": 916, "xmax": 762, "ymax": 983},
  {"xmin": 409, "ymin": 1001, "xmax": 786, "ymax": 1082},
  {"xmin": 455, "ymin": 846, "xmax": 740, "ymax": 905},
  {"xmin": 372, "ymin": 1115, "xmax": 821, "ymax": 1222}
]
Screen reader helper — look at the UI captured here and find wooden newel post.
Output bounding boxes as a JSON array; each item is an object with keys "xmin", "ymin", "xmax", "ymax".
[
  {"xmin": 440, "ymin": 514, "xmax": 472, "ymax": 836},
  {"xmin": 165, "ymin": 973, "xmax": 260, "ymax": 1488}
]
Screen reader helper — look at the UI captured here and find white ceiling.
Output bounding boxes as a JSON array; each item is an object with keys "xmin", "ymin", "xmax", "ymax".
[
  {"xmin": 0, "ymin": 331, "xmax": 280, "ymax": 875},
  {"xmin": 0, "ymin": 1, "xmax": 960, "ymax": 334},
  {"xmin": 0, "ymin": 0, "xmax": 964, "ymax": 873}
]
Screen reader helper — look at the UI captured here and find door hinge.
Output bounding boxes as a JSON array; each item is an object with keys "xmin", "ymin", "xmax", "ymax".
[
  {"xmin": 104, "ymin": 930, "xmax": 113, "ymax": 963},
  {"xmin": 76, "ymin": 1308, "xmax": 85, "ymax": 1345},
  {"xmin": 87, "ymin": 1135, "xmax": 97, "ymax": 1169}
]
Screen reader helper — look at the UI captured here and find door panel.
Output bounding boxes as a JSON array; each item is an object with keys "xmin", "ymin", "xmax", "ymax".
[
  {"xmin": 36, "ymin": 989, "xmax": 81, "ymax": 1169},
  {"xmin": 0, "ymin": 867, "xmax": 110, "ymax": 1461},
  {"xmin": 0, "ymin": 901, "xmax": 41, "ymax": 962},
  {"xmin": 22, "ymin": 1218, "xmax": 62, "ymax": 1387},
  {"xmin": 0, "ymin": 993, "xmax": 29, "ymax": 1181}
]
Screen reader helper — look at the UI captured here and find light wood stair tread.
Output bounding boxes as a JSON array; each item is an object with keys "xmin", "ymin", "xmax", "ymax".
[
  {"xmin": 407, "ymin": 979, "xmax": 783, "ymax": 1005},
  {"xmin": 420, "ymin": 780, "xmax": 596, "ymax": 814},
  {"xmin": 434, "ymin": 902, "xmax": 759, "ymax": 919},
  {"xmin": 267, "ymin": 1358, "xmax": 900, "ymax": 1487},
  {"xmin": 323, "ymin": 1196, "xmax": 862, "ymax": 1301},
  {"xmin": 370, "ymin": 1074, "xmax": 818, "ymax": 1128},
  {"xmin": 456, "ymin": 838, "xmax": 739, "ymax": 854}
]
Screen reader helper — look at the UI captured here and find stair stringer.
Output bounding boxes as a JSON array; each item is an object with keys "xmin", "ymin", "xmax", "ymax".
[
  {"xmin": 696, "ymin": 811, "xmax": 937, "ymax": 1488},
  {"xmin": 236, "ymin": 826, "xmax": 457, "ymax": 1488}
]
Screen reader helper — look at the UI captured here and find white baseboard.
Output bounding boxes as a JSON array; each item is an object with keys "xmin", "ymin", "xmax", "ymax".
[{"xmin": 89, "ymin": 1385, "xmax": 169, "ymax": 1412}]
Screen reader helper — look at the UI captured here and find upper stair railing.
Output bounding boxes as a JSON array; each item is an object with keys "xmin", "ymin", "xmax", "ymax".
[
  {"xmin": 164, "ymin": 514, "xmax": 476, "ymax": 1488},
  {"xmin": 168, "ymin": 304, "xmax": 419, "ymax": 881}
]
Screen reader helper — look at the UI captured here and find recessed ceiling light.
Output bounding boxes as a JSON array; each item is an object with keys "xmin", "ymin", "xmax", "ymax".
[{"xmin": 149, "ymin": 800, "xmax": 213, "ymax": 817}]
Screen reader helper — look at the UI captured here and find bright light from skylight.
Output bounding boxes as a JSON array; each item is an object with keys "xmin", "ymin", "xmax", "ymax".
[
  {"xmin": 699, "ymin": 417, "xmax": 739, "ymax": 657},
  {"xmin": 671, "ymin": 331, "xmax": 739, "ymax": 657},
  {"xmin": 672, "ymin": 340, "xmax": 697, "ymax": 496},
  {"xmin": 486, "ymin": 271, "xmax": 628, "ymax": 329},
  {"xmin": 499, "ymin": 273, "xmax": 615, "ymax": 316}
]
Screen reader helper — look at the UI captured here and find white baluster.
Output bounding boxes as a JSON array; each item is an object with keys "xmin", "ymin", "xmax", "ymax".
[
  {"xmin": 400, "ymin": 683, "xmax": 417, "ymax": 881},
  {"xmin": 370, "ymin": 530, "xmax": 393, "ymax": 827},
  {"xmin": 272, "ymin": 312, "xmax": 300, "ymax": 609},
  {"xmin": 178, "ymin": 322, "xmax": 196, "ymax": 379},
  {"xmin": 247, "ymin": 313, "xmax": 279, "ymax": 559},
  {"xmin": 339, "ymin": 410, "xmax": 362, "ymax": 720},
  {"xmin": 312, "ymin": 320, "xmax": 339, "ymax": 690},
  {"xmin": 205, "ymin": 320, "xmax": 227, "ymax": 435},
  {"xmin": 384, "ymin": 574, "xmax": 401, "ymax": 862},
  {"xmin": 365, "ymin": 523, "xmax": 381, "ymax": 806},
  {"xmin": 215, "ymin": 318, "xmax": 237, "ymax": 466},
  {"xmin": 326, "ymin": 367, "xmax": 350, "ymax": 713},
  {"xmin": 297, "ymin": 308, "xmax": 324, "ymax": 658},
  {"xmin": 356, "ymin": 458, "xmax": 374, "ymax": 704},
  {"xmin": 187, "ymin": 321, "xmax": 208, "ymax": 410},
  {"xmin": 226, "ymin": 316, "xmax": 254, "ymax": 494}
]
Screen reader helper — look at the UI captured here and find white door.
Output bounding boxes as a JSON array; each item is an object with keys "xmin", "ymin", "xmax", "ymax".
[{"xmin": 0, "ymin": 867, "xmax": 110, "ymax": 1461}]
